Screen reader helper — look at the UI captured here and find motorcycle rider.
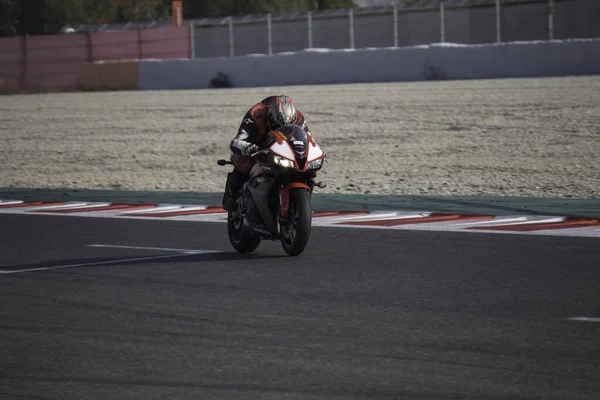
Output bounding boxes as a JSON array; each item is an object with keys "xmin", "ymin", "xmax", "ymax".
[{"xmin": 222, "ymin": 94, "xmax": 318, "ymax": 211}]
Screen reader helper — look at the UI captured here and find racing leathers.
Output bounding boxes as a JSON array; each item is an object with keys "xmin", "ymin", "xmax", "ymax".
[{"xmin": 221, "ymin": 95, "xmax": 316, "ymax": 211}]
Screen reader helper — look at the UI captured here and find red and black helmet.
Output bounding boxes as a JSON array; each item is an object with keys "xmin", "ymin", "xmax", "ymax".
[{"xmin": 267, "ymin": 94, "xmax": 298, "ymax": 131}]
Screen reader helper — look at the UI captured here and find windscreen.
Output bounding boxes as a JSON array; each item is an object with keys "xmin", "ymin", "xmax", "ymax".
[
  {"xmin": 270, "ymin": 125, "xmax": 308, "ymax": 168},
  {"xmin": 287, "ymin": 126, "xmax": 307, "ymax": 160}
]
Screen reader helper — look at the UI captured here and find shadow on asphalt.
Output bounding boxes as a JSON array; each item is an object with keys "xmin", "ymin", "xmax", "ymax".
[{"xmin": 0, "ymin": 252, "xmax": 288, "ymax": 273}]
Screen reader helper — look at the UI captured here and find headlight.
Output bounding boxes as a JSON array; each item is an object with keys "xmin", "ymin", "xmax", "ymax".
[
  {"xmin": 307, "ymin": 158, "xmax": 323, "ymax": 169},
  {"xmin": 273, "ymin": 156, "xmax": 295, "ymax": 169}
]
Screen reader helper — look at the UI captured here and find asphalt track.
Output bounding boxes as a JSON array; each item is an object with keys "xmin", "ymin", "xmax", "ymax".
[{"xmin": 1, "ymin": 213, "xmax": 600, "ymax": 400}]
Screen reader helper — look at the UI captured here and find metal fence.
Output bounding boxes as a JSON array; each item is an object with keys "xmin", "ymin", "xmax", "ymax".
[
  {"xmin": 2, "ymin": 0, "xmax": 598, "ymax": 91},
  {"xmin": 66, "ymin": 0, "xmax": 600, "ymax": 60},
  {"xmin": 185, "ymin": 0, "xmax": 599, "ymax": 59}
]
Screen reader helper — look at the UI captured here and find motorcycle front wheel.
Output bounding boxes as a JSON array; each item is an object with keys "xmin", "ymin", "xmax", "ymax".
[
  {"xmin": 227, "ymin": 211, "xmax": 261, "ymax": 253},
  {"xmin": 280, "ymin": 188, "xmax": 312, "ymax": 256}
]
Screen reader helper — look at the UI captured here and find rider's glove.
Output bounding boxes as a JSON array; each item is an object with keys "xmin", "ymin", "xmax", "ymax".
[{"xmin": 243, "ymin": 144, "xmax": 261, "ymax": 156}]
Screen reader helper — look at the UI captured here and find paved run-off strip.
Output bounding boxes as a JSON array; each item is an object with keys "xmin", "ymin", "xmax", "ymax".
[{"xmin": 1, "ymin": 200, "xmax": 599, "ymax": 238}]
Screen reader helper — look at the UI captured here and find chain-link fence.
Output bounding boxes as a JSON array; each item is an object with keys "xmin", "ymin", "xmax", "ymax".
[
  {"xmin": 2, "ymin": 0, "xmax": 598, "ymax": 91},
  {"xmin": 187, "ymin": 0, "xmax": 599, "ymax": 59}
]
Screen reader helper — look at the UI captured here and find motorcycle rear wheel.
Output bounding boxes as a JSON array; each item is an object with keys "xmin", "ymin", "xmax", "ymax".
[
  {"xmin": 280, "ymin": 188, "xmax": 312, "ymax": 256},
  {"xmin": 227, "ymin": 211, "xmax": 261, "ymax": 253}
]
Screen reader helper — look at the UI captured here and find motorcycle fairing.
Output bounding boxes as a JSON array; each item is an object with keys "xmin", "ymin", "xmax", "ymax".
[
  {"xmin": 307, "ymin": 143, "xmax": 324, "ymax": 162},
  {"xmin": 247, "ymin": 175, "xmax": 279, "ymax": 236},
  {"xmin": 270, "ymin": 141, "xmax": 295, "ymax": 161},
  {"xmin": 269, "ymin": 131, "xmax": 323, "ymax": 172}
]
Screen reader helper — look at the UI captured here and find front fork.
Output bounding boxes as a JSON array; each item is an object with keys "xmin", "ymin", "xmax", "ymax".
[{"xmin": 279, "ymin": 182, "xmax": 311, "ymax": 218}]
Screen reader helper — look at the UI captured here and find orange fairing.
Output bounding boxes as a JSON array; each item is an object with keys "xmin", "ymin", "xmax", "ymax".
[
  {"xmin": 268, "ymin": 132, "xmax": 324, "ymax": 173},
  {"xmin": 280, "ymin": 182, "xmax": 310, "ymax": 218},
  {"xmin": 271, "ymin": 130, "xmax": 288, "ymax": 144}
]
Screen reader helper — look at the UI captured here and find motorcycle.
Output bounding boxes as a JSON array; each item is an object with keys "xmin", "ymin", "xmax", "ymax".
[{"xmin": 217, "ymin": 125, "xmax": 327, "ymax": 256}]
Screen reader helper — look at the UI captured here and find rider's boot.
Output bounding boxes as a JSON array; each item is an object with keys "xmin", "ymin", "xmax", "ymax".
[{"xmin": 222, "ymin": 171, "xmax": 247, "ymax": 211}]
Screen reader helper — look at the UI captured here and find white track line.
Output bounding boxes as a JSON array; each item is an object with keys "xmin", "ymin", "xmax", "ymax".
[
  {"xmin": 34, "ymin": 204, "xmax": 130, "ymax": 212},
  {"xmin": 88, "ymin": 244, "xmax": 221, "ymax": 253},
  {"xmin": 26, "ymin": 202, "xmax": 92, "ymax": 210},
  {"xmin": 145, "ymin": 206, "xmax": 212, "ymax": 213},
  {"xmin": 325, "ymin": 212, "xmax": 428, "ymax": 223},
  {"xmin": 479, "ymin": 217, "xmax": 565, "ymax": 227},
  {"xmin": 567, "ymin": 317, "xmax": 600, "ymax": 322},
  {"xmin": 118, "ymin": 205, "xmax": 183, "ymax": 214},
  {"xmin": 0, "ymin": 253, "xmax": 203, "ymax": 275},
  {"xmin": 314, "ymin": 212, "xmax": 399, "ymax": 223},
  {"xmin": 453, "ymin": 217, "xmax": 529, "ymax": 227},
  {"xmin": 0, "ymin": 200, "xmax": 24, "ymax": 206}
]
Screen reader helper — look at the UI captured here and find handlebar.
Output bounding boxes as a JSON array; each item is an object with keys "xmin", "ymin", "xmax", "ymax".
[
  {"xmin": 250, "ymin": 149, "xmax": 270, "ymax": 158},
  {"xmin": 217, "ymin": 149, "xmax": 268, "ymax": 166}
]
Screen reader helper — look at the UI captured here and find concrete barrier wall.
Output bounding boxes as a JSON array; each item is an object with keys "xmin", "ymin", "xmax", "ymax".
[
  {"xmin": 83, "ymin": 61, "xmax": 140, "ymax": 91},
  {"xmin": 139, "ymin": 38, "xmax": 600, "ymax": 91}
]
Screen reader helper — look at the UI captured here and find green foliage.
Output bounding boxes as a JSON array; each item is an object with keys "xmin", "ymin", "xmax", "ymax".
[
  {"xmin": 0, "ymin": 0, "xmax": 357, "ymax": 36},
  {"xmin": 0, "ymin": 0, "xmax": 20, "ymax": 36},
  {"xmin": 183, "ymin": 0, "xmax": 355, "ymax": 18}
]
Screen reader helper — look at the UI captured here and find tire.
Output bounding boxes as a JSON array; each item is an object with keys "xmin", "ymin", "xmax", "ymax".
[
  {"xmin": 280, "ymin": 188, "xmax": 312, "ymax": 256},
  {"xmin": 227, "ymin": 211, "xmax": 261, "ymax": 253}
]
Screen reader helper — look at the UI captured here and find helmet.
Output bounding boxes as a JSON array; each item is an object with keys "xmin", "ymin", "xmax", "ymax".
[{"xmin": 267, "ymin": 95, "xmax": 298, "ymax": 131}]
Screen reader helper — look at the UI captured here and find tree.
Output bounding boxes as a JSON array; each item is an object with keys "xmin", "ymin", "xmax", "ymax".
[
  {"xmin": 183, "ymin": 0, "xmax": 355, "ymax": 19},
  {"xmin": 0, "ymin": 0, "xmax": 20, "ymax": 36},
  {"xmin": 0, "ymin": 0, "xmax": 357, "ymax": 36},
  {"xmin": 314, "ymin": 0, "xmax": 355, "ymax": 10},
  {"xmin": 45, "ymin": 0, "xmax": 116, "ymax": 30},
  {"xmin": 112, "ymin": 0, "xmax": 171, "ymax": 21}
]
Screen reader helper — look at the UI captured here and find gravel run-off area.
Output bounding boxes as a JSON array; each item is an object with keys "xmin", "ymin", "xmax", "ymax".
[{"xmin": 1, "ymin": 76, "xmax": 599, "ymax": 199}]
